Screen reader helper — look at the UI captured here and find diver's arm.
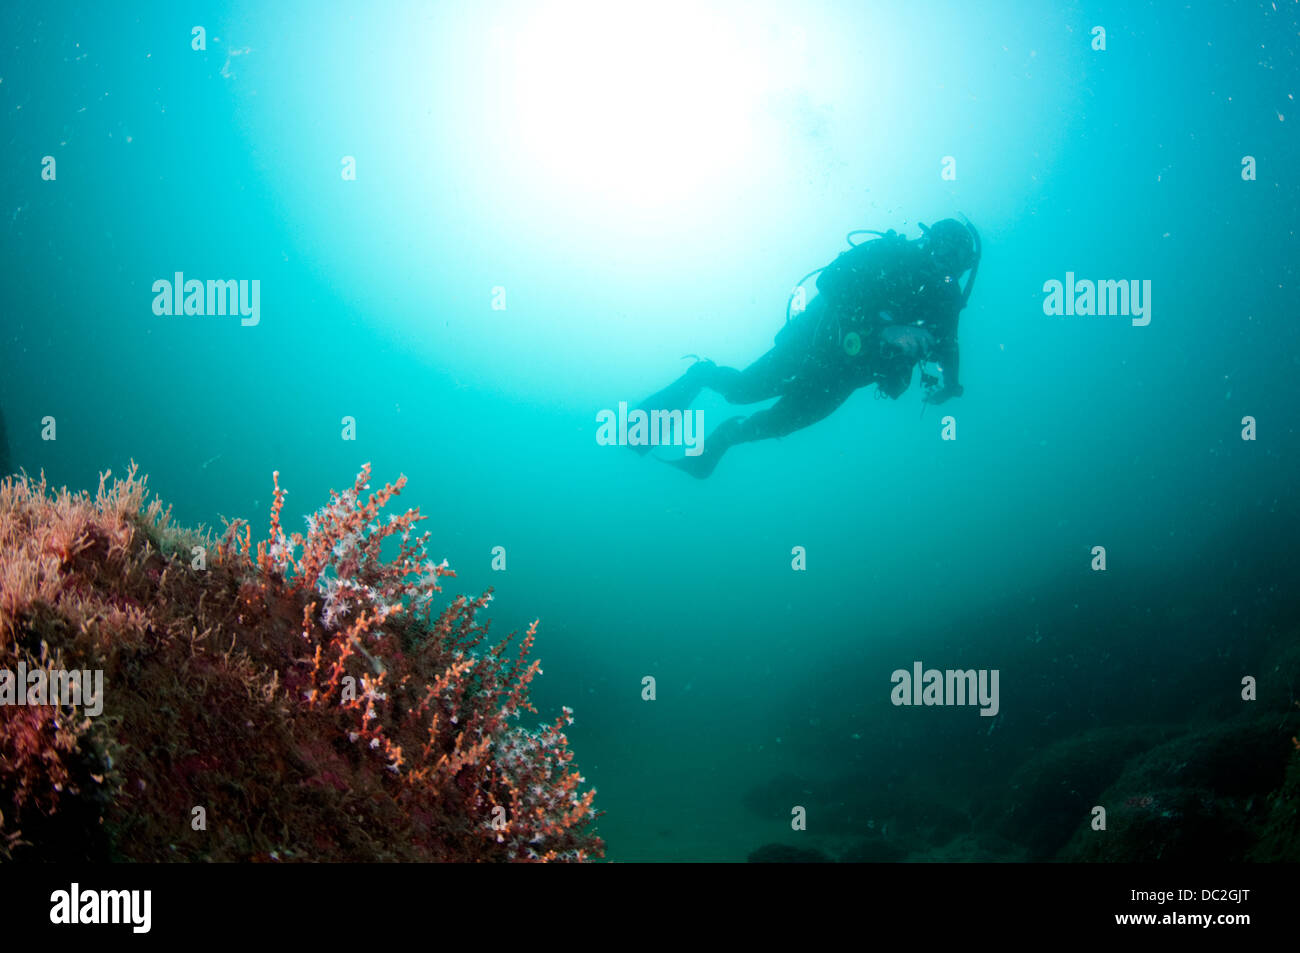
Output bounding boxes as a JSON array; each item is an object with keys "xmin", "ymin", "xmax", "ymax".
[
  {"xmin": 925, "ymin": 336, "xmax": 964, "ymax": 404},
  {"xmin": 940, "ymin": 341, "xmax": 961, "ymax": 393}
]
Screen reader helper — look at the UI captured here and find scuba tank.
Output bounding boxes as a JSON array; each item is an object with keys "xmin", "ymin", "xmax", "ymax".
[
  {"xmin": 784, "ymin": 228, "xmax": 902, "ymax": 325},
  {"xmin": 781, "ymin": 228, "xmax": 903, "ymax": 371},
  {"xmin": 781, "ymin": 216, "xmax": 982, "ymax": 394},
  {"xmin": 785, "ymin": 216, "xmax": 981, "ymax": 326}
]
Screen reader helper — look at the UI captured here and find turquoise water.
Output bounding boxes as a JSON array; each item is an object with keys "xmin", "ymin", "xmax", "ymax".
[{"xmin": 2, "ymin": 1, "xmax": 1297, "ymax": 861}]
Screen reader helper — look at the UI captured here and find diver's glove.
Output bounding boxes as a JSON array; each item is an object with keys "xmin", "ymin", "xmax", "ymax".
[{"xmin": 923, "ymin": 383, "xmax": 963, "ymax": 405}]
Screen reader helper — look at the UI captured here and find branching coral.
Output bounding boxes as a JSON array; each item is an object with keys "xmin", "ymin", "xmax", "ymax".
[{"xmin": 0, "ymin": 463, "xmax": 602, "ymax": 862}]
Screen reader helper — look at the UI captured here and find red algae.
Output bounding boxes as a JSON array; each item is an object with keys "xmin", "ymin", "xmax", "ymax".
[{"xmin": 0, "ymin": 464, "xmax": 602, "ymax": 862}]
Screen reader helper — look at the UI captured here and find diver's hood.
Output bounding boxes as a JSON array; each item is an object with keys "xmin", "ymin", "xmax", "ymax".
[{"xmin": 919, "ymin": 214, "xmax": 982, "ymax": 308}]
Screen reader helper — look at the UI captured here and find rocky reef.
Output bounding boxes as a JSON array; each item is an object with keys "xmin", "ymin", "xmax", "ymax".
[
  {"xmin": 0, "ymin": 464, "xmax": 602, "ymax": 861},
  {"xmin": 741, "ymin": 641, "xmax": 1298, "ymax": 863}
]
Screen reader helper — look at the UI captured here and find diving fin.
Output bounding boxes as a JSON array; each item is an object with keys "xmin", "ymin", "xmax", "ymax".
[{"xmin": 627, "ymin": 359, "xmax": 716, "ymax": 457}]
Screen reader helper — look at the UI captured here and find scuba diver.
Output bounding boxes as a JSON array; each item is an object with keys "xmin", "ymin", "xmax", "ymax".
[{"xmin": 631, "ymin": 216, "xmax": 982, "ymax": 479}]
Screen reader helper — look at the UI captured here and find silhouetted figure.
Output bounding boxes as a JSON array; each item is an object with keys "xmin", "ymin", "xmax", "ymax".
[{"xmin": 633, "ymin": 217, "xmax": 982, "ymax": 478}]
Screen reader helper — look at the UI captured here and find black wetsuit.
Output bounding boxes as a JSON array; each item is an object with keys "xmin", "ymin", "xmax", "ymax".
[{"xmin": 638, "ymin": 234, "xmax": 967, "ymax": 478}]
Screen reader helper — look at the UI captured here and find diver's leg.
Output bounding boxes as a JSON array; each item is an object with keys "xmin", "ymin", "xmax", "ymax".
[
  {"xmin": 704, "ymin": 350, "xmax": 793, "ymax": 404},
  {"xmin": 628, "ymin": 360, "xmax": 727, "ymax": 456},
  {"xmin": 636, "ymin": 299, "xmax": 822, "ymax": 417},
  {"xmin": 637, "ymin": 359, "xmax": 722, "ymax": 419},
  {"xmin": 630, "ymin": 352, "xmax": 790, "ymax": 456},
  {"xmin": 633, "ymin": 302, "xmax": 822, "ymax": 458},
  {"xmin": 666, "ymin": 380, "xmax": 854, "ymax": 479},
  {"xmin": 660, "ymin": 415, "xmax": 748, "ymax": 478},
  {"xmin": 709, "ymin": 301, "xmax": 827, "ymax": 404},
  {"xmin": 640, "ymin": 350, "xmax": 790, "ymax": 412}
]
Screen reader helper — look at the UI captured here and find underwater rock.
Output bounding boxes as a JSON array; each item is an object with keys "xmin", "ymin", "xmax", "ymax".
[
  {"xmin": 1056, "ymin": 715, "xmax": 1296, "ymax": 862},
  {"xmin": 990, "ymin": 724, "xmax": 1166, "ymax": 860},
  {"xmin": 1256, "ymin": 636, "xmax": 1300, "ymax": 716},
  {"xmin": 1059, "ymin": 786, "xmax": 1253, "ymax": 863},
  {"xmin": 1098, "ymin": 716, "xmax": 1287, "ymax": 800},
  {"xmin": 1248, "ymin": 745, "xmax": 1300, "ymax": 862}
]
